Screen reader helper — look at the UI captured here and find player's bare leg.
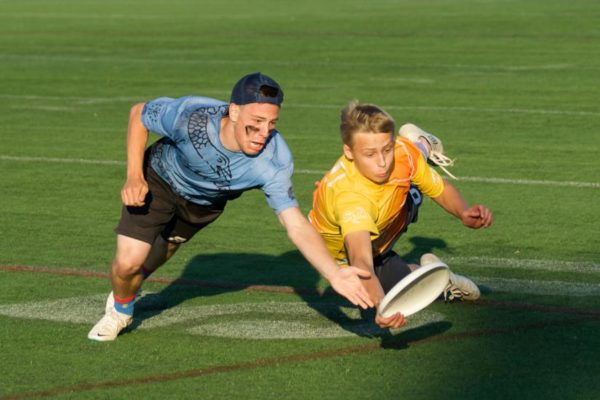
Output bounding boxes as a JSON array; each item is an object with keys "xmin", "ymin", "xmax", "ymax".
[
  {"xmin": 103, "ymin": 235, "xmax": 182, "ymax": 314},
  {"xmin": 88, "ymin": 235, "xmax": 151, "ymax": 341},
  {"xmin": 111, "ymin": 235, "xmax": 152, "ymax": 298},
  {"xmin": 140, "ymin": 235, "xmax": 181, "ymax": 275}
]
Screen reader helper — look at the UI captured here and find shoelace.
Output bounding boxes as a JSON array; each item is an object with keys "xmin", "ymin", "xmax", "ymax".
[
  {"xmin": 429, "ymin": 151, "xmax": 458, "ymax": 180},
  {"xmin": 443, "ymin": 283, "xmax": 469, "ymax": 302},
  {"xmin": 421, "ymin": 135, "xmax": 458, "ymax": 180}
]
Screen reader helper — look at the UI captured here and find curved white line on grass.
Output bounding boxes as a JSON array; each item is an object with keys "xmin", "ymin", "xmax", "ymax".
[
  {"xmin": 0, "ymin": 295, "xmax": 444, "ymax": 339},
  {"xmin": 0, "ymin": 277, "xmax": 597, "ymax": 340},
  {"xmin": 2, "ymin": 155, "xmax": 598, "ymax": 188},
  {"xmin": 186, "ymin": 303, "xmax": 445, "ymax": 339}
]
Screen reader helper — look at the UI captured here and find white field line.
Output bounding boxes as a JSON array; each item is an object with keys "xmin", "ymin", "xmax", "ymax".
[
  {"xmin": 0, "ymin": 272, "xmax": 598, "ymax": 339},
  {"xmin": 296, "ymin": 170, "xmax": 600, "ymax": 189},
  {"xmin": 0, "ymin": 12, "xmax": 576, "ymax": 22},
  {"xmin": 2, "ymin": 93, "xmax": 599, "ymax": 117},
  {"xmin": 446, "ymin": 256, "xmax": 599, "ymax": 274},
  {"xmin": 0, "ymin": 297, "xmax": 444, "ymax": 339},
  {"xmin": 0, "ymin": 94, "xmax": 225, "ymax": 105},
  {"xmin": 474, "ymin": 277, "xmax": 600, "ymax": 298},
  {"xmin": 1, "ymin": 53, "xmax": 596, "ymax": 72},
  {"xmin": 0, "ymin": 155, "xmax": 125, "ymax": 166},
  {"xmin": 0, "ymin": 256, "xmax": 597, "ymax": 339},
  {"xmin": 2, "ymin": 154, "xmax": 598, "ymax": 188},
  {"xmin": 0, "ymin": 13, "xmax": 275, "ymax": 21},
  {"xmin": 290, "ymin": 103, "xmax": 600, "ymax": 118},
  {"xmin": 455, "ymin": 176, "xmax": 600, "ymax": 188},
  {"xmin": 10, "ymin": 105, "xmax": 78, "ymax": 112},
  {"xmin": 369, "ymin": 77, "xmax": 436, "ymax": 84},
  {"xmin": 0, "ymin": 94, "xmax": 143, "ymax": 103}
]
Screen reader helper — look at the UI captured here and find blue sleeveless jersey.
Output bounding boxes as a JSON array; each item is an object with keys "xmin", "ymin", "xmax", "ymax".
[{"xmin": 141, "ymin": 96, "xmax": 298, "ymax": 214}]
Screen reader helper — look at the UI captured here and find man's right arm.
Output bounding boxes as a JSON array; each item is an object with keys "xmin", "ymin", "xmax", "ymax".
[{"xmin": 121, "ymin": 103, "xmax": 149, "ymax": 207}]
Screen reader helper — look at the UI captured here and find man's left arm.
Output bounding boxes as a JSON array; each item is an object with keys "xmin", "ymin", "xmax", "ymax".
[
  {"xmin": 277, "ymin": 207, "xmax": 375, "ymax": 309},
  {"xmin": 431, "ymin": 180, "xmax": 494, "ymax": 229}
]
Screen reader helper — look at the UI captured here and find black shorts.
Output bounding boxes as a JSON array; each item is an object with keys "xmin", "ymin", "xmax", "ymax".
[
  {"xmin": 373, "ymin": 251, "xmax": 412, "ymax": 294},
  {"xmin": 115, "ymin": 156, "xmax": 224, "ymax": 245}
]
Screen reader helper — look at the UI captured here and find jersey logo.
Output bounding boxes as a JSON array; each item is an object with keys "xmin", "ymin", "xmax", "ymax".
[
  {"xmin": 341, "ymin": 206, "xmax": 369, "ymax": 225},
  {"xmin": 188, "ymin": 106, "xmax": 232, "ymax": 190}
]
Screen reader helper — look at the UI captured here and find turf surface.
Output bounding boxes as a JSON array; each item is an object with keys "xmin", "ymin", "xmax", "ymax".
[{"xmin": 1, "ymin": 0, "xmax": 599, "ymax": 399}]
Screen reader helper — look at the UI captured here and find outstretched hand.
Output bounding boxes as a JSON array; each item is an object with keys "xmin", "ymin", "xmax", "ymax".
[
  {"xmin": 375, "ymin": 311, "xmax": 407, "ymax": 329},
  {"xmin": 329, "ymin": 267, "xmax": 375, "ymax": 309},
  {"xmin": 460, "ymin": 204, "xmax": 493, "ymax": 229}
]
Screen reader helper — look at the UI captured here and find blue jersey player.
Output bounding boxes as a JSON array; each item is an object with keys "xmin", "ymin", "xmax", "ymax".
[{"xmin": 88, "ymin": 73, "xmax": 374, "ymax": 341}]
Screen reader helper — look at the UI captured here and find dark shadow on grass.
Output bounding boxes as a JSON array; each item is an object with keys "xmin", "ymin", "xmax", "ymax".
[
  {"xmin": 126, "ymin": 236, "xmax": 452, "ymax": 345},
  {"xmin": 403, "ymin": 236, "xmax": 449, "ymax": 263},
  {"xmin": 127, "ymin": 250, "xmax": 322, "ymax": 332},
  {"xmin": 379, "ymin": 321, "xmax": 453, "ymax": 350}
]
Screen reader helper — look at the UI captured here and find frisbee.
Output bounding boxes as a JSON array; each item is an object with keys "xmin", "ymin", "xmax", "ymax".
[{"xmin": 378, "ymin": 262, "xmax": 449, "ymax": 318}]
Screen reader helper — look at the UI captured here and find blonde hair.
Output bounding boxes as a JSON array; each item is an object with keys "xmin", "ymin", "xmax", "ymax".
[{"xmin": 340, "ymin": 101, "xmax": 396, "ymax": 146}]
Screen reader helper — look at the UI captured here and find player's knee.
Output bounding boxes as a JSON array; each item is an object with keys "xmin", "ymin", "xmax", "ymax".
[{"xmin": 112, "ymin": 256, "xmax": 143, "ymax": 278}]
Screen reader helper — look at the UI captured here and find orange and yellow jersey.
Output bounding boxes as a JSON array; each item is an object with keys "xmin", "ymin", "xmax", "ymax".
[{"xmin": 308, "ymin": 137, "xmax": 445, "ymax": 263}]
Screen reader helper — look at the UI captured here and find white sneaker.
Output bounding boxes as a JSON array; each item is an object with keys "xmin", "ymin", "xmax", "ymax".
[
  {"xmin": 399, "ymin": 123, "xmax": 457, "ymax": 179},
  {"xmin": 105, "ymin": 291, "xmax": 114, "ymax": 314},
  {"xmin": 88, "ymin": 309, "xmax": 133, "ymax": 342},
  {"xmin": 445, "ymin": 272, "xmax": 480, "ymax": 301},
  {"xmin": 419, "ymin": 253, "xmax": 480, "ymax": 301},
  {"xmin": 420, "ymin": 252, "xmax": 443, "ymax": 267}
]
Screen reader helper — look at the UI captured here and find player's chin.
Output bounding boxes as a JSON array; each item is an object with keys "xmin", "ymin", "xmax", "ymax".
[
  {"xmin": 242, "ymin": 148, "xmax": 261, "ymax": 156},
  {"xmin": 370, "ymin": 175, "xmax": 390, "ymax": 184},
  {"xmin": 243, "ymin": 142, "xmax": 265, "ymax": 155}
]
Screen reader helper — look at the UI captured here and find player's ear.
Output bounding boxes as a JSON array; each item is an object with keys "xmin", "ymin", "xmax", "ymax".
[
  {"xmin": 343, "ymin": 144, "xmax": 354, "ymax": 161},
  {"xmin": 229, "ymin": 103, "xmax": 240, "ymax": 123}
]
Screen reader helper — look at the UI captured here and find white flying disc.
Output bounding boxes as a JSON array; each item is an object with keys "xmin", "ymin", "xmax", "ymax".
[{"xmin": 378, "ymin": 262, "xmax": 449, "ymax": 318}]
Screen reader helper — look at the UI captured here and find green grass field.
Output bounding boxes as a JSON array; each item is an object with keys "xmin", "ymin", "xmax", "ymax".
[{"xmin": 1, "ymin": 0, "xmax": 599, "ymax": 398}]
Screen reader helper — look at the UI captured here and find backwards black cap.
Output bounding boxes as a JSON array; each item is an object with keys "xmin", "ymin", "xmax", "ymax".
[{"xmin": 230, "ymin": 72, "xmax": 284, "ymax": 106}]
